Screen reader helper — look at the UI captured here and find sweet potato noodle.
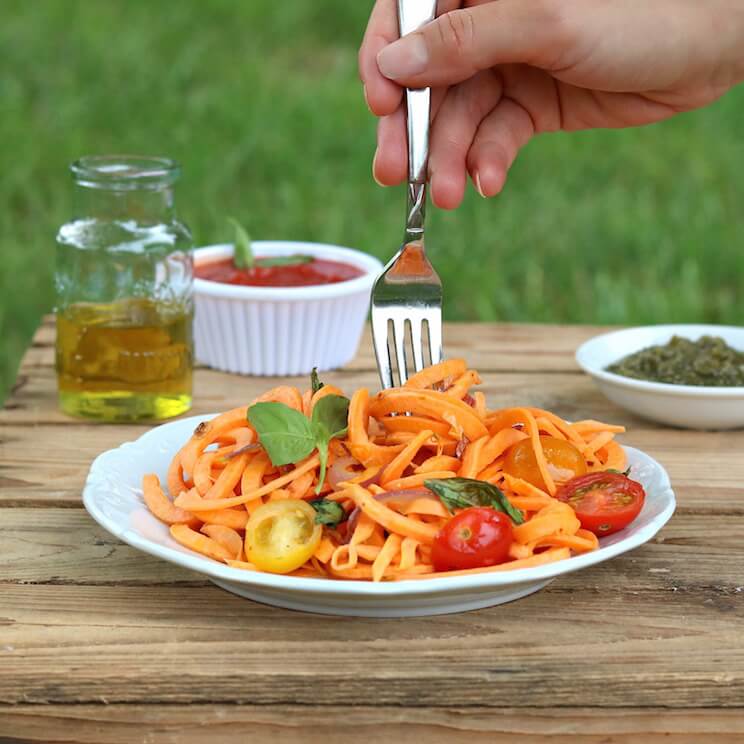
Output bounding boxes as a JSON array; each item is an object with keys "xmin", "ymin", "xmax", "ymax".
[{"xmin": 143, "ymin": 359, "xmax": 627, "ymax": 581}]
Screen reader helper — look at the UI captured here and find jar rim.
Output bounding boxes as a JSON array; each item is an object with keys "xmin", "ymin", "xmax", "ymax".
[{"xmin": 70, "ymin": 155, "xmax": 180, "ymax": 190}]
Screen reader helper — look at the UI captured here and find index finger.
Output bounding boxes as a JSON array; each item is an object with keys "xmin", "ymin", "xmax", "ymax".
[
  {"xmin": 359, "ymin": 0, "xmax": 403, "ymax": 116},
  {"xmin": 360, "ymin": 0, "xmax": 462, "ymax": 116}
]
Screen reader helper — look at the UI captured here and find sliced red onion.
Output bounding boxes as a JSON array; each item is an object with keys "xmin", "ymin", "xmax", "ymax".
[
  {"xmin": 463, "ymin": 393, "xmax": 476, "ymax": 407},
  {"xmin": 359, "ymin": 471, "xmax": 381, "ymax": 488},
  {"xmin": 455, "ymin": 436, "xmax": 470, "ymax": 459},
  {"xmin": 342, "ymin": 488, "xmax": 437, "ymax": 543},
  {"xmin": 328, "ymin": 456, "xmax": 362, "ymax": 490},
  {"xmin": 342, "ymin": 506, "xmax": 361, "ymax": 543},
  {"xmin": 224, "ymin": 442, "xmax": 262, "ymax": 459},
  {"xmin": 433, "ymin": 376, "xmax": 454, "ymax": 393}
]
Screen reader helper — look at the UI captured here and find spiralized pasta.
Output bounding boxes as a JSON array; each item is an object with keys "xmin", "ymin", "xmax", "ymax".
[{"xmin": 143, "ymin": 360, "xmax": 626, "ymax": 581}]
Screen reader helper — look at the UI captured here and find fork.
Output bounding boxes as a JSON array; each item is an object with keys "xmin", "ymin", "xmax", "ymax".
[{"xmin": 370, "ymin": 0, "xmax": 443, "ymax": 389}]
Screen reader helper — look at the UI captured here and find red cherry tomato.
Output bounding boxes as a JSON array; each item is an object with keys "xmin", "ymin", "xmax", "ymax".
[
  {"xmin": 556, "ymin": 472, "xmax": 645, "ymax": 537},
  {"xmin": 432, "ymin": 507, "xmax": 513, "ymax": 572}
]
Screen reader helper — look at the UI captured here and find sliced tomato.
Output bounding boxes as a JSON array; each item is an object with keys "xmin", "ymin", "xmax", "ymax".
[
  {"xmin": 503, "ymin": 436, "xmax": 587, "ymax": 490},
  {"xmin": 431, "ymin": 507, "xmax": 513, "ymax": 571},
  {"xmin": 244, "ymin": 499, "xmax": 322, "ymax": 574},
  {"xmin": 555, "ymin": 472, "xmax": 645, "ymax": 536}
]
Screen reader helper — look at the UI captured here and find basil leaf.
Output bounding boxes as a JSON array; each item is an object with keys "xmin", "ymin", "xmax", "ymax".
[
  {"xmin": 607, "ymin": 467, "xmax": 632, "ymax": 477},
  {"xmin": 255, "ymin": 254, "xmax": 314, "ymax": 268},
  {"xmin": 311, "ymin": 420, "xmax": 331, "ymax": 496},
  {"xmin": 310, "ymin": 394, "xmax": 350, "ymax": 494},
  {"xmin": 310, "ymin": 498, "xmax": 345, "ymax": 527},
  {"xmin": 228, "ymin": 217, "xmax": 254, "ymax": 269},
  {"xmin": 247, "ymin": 402, "xmax": 314, "ymax": 466},
  {"xmin": 310, "ymin": 367, "xmax": 324, "ymax": 394},
  {"xmin": 311, "ymin": 394, "xmax": 349, "ymax": 438},
  {"xmin": 247, "ymin": 395, "xmax": 350, "ymax": 494},
  {"xmin": 425, "ymin": 477, "xmax": 525, "ymax": 525}
]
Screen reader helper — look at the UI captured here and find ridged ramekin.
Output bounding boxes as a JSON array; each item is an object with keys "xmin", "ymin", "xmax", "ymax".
[{"xmin": 193, "ymin": 242, "xmax": 382, "ymax": 376}]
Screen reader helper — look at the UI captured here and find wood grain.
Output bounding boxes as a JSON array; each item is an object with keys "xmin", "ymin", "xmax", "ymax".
[
  {"xmin": 1, "ymin": 509, "xmax": 743, "ymax": 588},
  {"xmin": 1, "ymin": 509, "xmax": 742, "ymax": 709},
  {"xmin": 3, "ymin": 366, "xmax": 638, "ymax": 428},
  {"xmin": 1, "ymin": 705, "xmax": 743, "ymax": 744},
  {"xmin": 0, "ymin": 578, "xmax": 742, "ymax": 708},
  {"xmin": 22, "ymin": 315, "xmax": 611, "ymax": 372},
  {"xmin": 3, "ymin": 416, "xmax": 743, "ymax": 507},
  {"xmin": 3, "ymin": 365, "xmax": 744, "ymax": 507},
  {"xmin": 2, "ymin": 319, "xmax": 743, "ymax": 741}
]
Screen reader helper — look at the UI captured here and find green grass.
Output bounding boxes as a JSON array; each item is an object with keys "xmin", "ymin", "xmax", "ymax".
[{"xmin": 2, "ymin": 0, "xmax": 744, "ymax": 402}]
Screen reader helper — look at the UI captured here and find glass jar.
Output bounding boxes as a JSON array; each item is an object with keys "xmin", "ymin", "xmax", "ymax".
[{"xmin": 55, "ymin": 155, "xmax": 193, "ymax": 421}]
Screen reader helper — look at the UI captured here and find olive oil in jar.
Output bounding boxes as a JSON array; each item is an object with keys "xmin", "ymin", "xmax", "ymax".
[
  {"xmin": 55, "ymin": 155, "xmax": 194, "ymax": 421},
  {"xmin": 56, "ymin": 299, "xmax": 193, "ymax": 420}
]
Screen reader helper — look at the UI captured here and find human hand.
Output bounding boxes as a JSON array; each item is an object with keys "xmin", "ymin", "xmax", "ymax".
[{"xmin": 359, "ymin": 0, "xmax": 744, "ymax": 208}]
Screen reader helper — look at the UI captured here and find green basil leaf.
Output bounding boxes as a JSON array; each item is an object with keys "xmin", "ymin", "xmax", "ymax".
[
  {"xmin": 311, "ymin": 395, "xmax": 350, "ymax": 439},
  {"xmin": 247, "ymin": 402, "xmax": 314, "ymax": 466},
  {"xmin": 424, "ymin": 477, "xmax": 525, "ymax": 525},
  {"xmin": 255, "ymin": 254, "xmax": 314, "ymax": 268},
  {"xmin": 607, "ymin": 467, "xmax": 632, "ymax": 477},
  {"xmin": 310, "ymin": 395, "xmax": 350, "ymax": 493},
  {"xmin": 310, "ymin": 498, "xmax": 345, "ymax": 527},
  {"xmin": 310, "ymin": 367, "xmax": 324, "ymax": 394},
  {"xmin": 228, "ymin": 217, "xmax": 254, "ymax": 269},
  {"xmin": 311, "ymin": 420, "xmax": 331, "ymax": 496}
]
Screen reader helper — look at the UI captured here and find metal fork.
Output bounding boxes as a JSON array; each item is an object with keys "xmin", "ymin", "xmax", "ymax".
[{"xmin": 371, "ymin": 0, "xmax": 442, "ymax": 389}]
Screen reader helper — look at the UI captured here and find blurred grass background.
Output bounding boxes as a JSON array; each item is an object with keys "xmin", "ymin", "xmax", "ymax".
[{"xmin": 2, "ymin": 0, "xmax": 743, "ymax": 403}]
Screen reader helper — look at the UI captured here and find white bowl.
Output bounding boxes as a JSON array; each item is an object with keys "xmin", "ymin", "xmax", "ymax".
[
  {"xmin": 576, "ymin": 324, "xmax": 744, "ymax": 429},
  {"xmin": 83, "ymin": 415, "xmax": 676, "ymax": 618},
  {"xmin": 193, "ymin": 242, "xmax": 383, "ymax": 376}
]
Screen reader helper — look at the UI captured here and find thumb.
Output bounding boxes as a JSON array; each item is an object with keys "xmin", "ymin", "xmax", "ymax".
[{"xmin": 377, "ymin": 1, "xmax": 564, "ymax": 87}]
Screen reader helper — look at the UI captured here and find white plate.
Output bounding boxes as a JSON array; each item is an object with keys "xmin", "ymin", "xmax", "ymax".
[
  {"xmin": 83, "ymin": 415, "xmax": 676, "ymax": 617},
  {"xmin": 576, "ymin": 324, "xmax": 744, "ymax": 430}
]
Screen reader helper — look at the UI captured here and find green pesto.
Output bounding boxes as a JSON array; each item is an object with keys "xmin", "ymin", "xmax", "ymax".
[{"xmin": 607, "ymin": 335, "xmax": 744, "ymax": 387}]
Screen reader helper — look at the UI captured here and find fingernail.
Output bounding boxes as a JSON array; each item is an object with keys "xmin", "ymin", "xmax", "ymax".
[
  {"xmin": 372, "ymin": 149, "xmax": 384, "ymax": 187},
  {"xmin": 474, "ymin": 171, "xmax": 487, "ymax": 198},
  {"xmin": 377, "ymin": 35, "xmax": 428, "ymax": 80}
]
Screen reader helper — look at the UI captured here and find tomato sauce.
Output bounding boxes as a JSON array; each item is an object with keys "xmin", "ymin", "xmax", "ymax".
[{"xmin": 195, "ymin": 257, "xmax": 363, "ymax": 288}]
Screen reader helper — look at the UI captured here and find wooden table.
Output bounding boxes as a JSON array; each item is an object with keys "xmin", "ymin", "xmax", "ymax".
[{"xmin": 2, "ymin": 319, "xmax": 743, "ymax": 743}]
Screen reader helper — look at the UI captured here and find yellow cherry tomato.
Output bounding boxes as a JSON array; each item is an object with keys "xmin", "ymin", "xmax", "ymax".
[
  {"xmin": 244, "ymin": 499, "xmax": 322, "ymax": 574},
  {"xmin": 503, "ymin": 436, "xmax": 587, "ymax": 490}
]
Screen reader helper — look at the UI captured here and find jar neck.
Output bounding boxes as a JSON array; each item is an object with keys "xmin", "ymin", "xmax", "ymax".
[{"xmin": 74, "ymin": 184, "xmax": 175, "ymax": 224}]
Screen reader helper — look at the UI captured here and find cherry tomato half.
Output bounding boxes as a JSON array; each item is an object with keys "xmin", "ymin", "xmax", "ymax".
[
  {"xmin": 503, "ymin": 435, "xmax": 587, "ymax": 490},
  {"xmin": 244, "ymin": 499, "xmax": 322, "ymax": 574},
  {"xmin": 431, "ymin": 507, "xmax": 513, "ymax": 572},
  {"xmin": 556, "ymin": 472, "xmax": 645, "ymax": 536}
]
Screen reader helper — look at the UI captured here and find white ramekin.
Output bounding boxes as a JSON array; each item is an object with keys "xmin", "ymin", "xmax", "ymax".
[{"xmin": 193, "ymin": 242, "xmax": 382, "ymax": 376}]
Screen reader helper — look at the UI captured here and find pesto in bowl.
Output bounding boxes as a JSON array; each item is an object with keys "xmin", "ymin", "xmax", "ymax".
[{"xmin": 606, "ymin": 335, "xmax": 744, "ymax": 387}]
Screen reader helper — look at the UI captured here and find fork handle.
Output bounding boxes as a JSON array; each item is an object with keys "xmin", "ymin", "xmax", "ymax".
[{"xmin": 398, "ymin": 0, "xmax": 436, "ymax": 237}]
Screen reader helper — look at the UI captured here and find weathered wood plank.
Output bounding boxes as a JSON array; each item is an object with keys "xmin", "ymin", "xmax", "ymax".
[
  {"xmin": 21, "ymin": 316, "xmax": 612, "ymax": 372},
  {"xmin": 0, "ymin": 509, "xmax": 194, "ymax": 585},
  {"xmin": 4, "ymin": 364, "xmax": 744, "ymax": 507},
  {"xmin": 4, "ymin": 320, "xmax": 618, "ymax": 424},
  {"xmin": 0, "ymin": 578, "xmax": 742, "ymax": 707},
  {"xmin": 2, "ymin": 366, "xmax": 628, "ymax": 428},
  {"xmin": 24, "ymin": 314, "xmax": 54, "ymax": 347},
  {"xmin": 3, "ymin": 319, "xmax": 742, "ymax": 730},
  {"xmin": 2, "ymin": 414, "xmax": 743, "ymax": 508},
  {"xmin": 1, "ymin": 705, "xmax": 742, "ymax": 744},
  {"xmin": 1, "ymin": 509, "xmax": 743, "ymax": 588}
]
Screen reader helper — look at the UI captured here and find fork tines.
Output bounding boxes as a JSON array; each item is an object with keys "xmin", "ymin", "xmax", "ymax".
[{"xmin": 371, "ymin": 309, "xmax": 442, "ymax": 389}]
